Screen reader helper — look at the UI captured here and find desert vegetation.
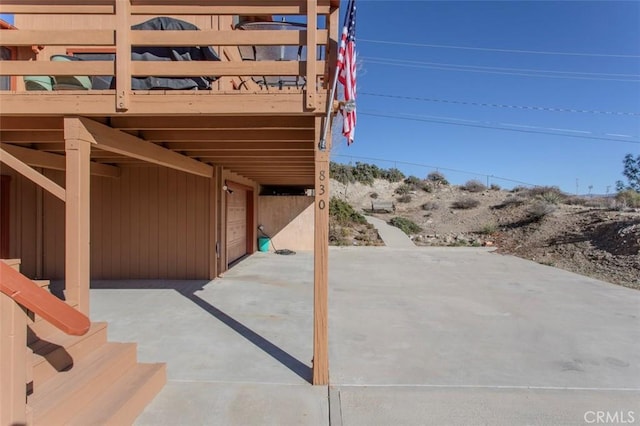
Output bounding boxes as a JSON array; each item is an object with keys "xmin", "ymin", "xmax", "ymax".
[{"xmin": 329, "ymin": 161, "xmax": 640, "ymax": 289}]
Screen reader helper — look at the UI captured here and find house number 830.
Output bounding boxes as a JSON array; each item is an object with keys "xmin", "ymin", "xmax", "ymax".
[{"xmin": 318, "ymin": 170, "xmax": 326, "ymax": 209}]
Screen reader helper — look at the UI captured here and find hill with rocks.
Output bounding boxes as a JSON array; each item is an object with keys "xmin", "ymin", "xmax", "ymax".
[{"xmin": 329, "ymin": 176, "xmax": 640, "ymax": 290}]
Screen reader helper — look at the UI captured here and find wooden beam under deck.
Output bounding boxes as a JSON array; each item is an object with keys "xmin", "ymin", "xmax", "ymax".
[
  {"xmin": 0, "ymin": 117, "xmax": 107, "ymax": 131},
  {"xmin": 161, "ymin": 142, "xmax": 313, "ymax": 151},
  {"xmin": 0, "ymin": 144, "xmax": 120, "ymax": 178},
  {"xmin": 0, "ymin": 131, "xmax": 63, "ymax": 143},
  {"xmin": 36, "ymin": 141, "xmax": 313, "ymax": 152},
  {"xmin": 109, "ymin": 116, "xmax": 314, "ymax": 130},
  {"xmin": 0, "ymin": 147, "xmax": 66, "ymax": 201},
  {"xmin": 67, "ymin": 118, "xmax": 213, "ymax": 178},
  {"xmin": 139, "ymin": 129, "xmax": 314, "ymax": 142},
  {"xmin": 0, "ymin": 92, "xmax": 328, "ymax": 116},
  {"xmin": 184, "ymin": 150, "xmax": 313, "ymax": 158}
]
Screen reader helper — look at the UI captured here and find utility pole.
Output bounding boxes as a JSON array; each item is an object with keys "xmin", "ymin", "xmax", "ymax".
[{"xmin": 576, "ymin": 178, "xmax": 579, "ymax": 196}]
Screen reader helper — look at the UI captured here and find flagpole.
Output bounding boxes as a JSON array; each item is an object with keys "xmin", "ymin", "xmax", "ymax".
[
  {"xmin": 318, "ymin": 66, "xmax": 341, "ymax": 151},
  {"xmin": 318, "ymin": 0, "xmax": 353, "ymax": 151}
]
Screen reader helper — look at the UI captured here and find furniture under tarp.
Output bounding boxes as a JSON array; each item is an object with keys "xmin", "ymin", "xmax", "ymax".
[
  {"xmin": 130, "ymin": 16, "xmax": 220, "ymax": 90},
  {"xmin": 24, "ymin": 17, "xmax": 221, "ymax": 91}
]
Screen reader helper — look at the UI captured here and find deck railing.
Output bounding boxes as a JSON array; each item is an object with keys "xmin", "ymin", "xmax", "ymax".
[{"xmin": 0, "ymin": 0, "xmax": 338, "ymax": 112}]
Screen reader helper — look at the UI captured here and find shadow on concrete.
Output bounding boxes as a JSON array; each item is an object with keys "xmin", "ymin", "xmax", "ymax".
[{"xmin": 90, "ymin": 280, "xmax": 312, "ymax": 383}]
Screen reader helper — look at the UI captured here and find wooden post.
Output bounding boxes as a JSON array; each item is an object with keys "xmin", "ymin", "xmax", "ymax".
[
  {"xmin": 115, "ymin": 0, "xmax": 131, "ymax": 111},
  {"xmin": 0, "ymin": 260, "xmax": 27, "ymax": 426},
  {"xmin": 208, "ymin": 166, "xmax": 220, "ymax": 280},
  {"xmin": 36, "ymin": 182, "xmax": 44, "ymax": 279},
  {"xmin": 328, "ymin": 2, "xmax": 339, "ymax": 85},
  {"xmin": 65, "ymin": 137, "xmax": 92, "ymax": 315},
  {"xmin": 216, "ymin": 166, "xmax": 226, "ymax": 275},
  {"xmin": 305, "ymin": 0, "xmax": 317, "ymax": 110},
  {"xmin": 313, "ymin": 116, "xmax": 330, "ymax": 385}
]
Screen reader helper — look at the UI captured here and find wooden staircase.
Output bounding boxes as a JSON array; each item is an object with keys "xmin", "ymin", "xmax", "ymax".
[{"xmin": 1, "ymin": 259, "xmax": 166, "ymax": 425}]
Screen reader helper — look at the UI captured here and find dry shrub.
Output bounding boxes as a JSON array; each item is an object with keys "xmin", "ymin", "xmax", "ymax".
[
  {"xmin": 421, "ymin": 201, "xmax": 439, "ymax": 211},
  {"xmin": 452, "ymin": 197, "xmax": 480, "ymax": 209},
  {"xmin": 492, "ymin": 197, "xmax": 526, "ymax": 210},
  {"xmin": 528, "ymin": 202, "xmax": 556, "ymax": 221},
  {"xmin": 462, "ymin": 180, "xmax": 487, "ymax": 193}
]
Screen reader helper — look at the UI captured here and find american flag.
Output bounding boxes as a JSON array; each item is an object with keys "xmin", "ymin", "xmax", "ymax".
[{"xmin": 337, "ymin": 0, "xmax": 357, "ymax": 145}]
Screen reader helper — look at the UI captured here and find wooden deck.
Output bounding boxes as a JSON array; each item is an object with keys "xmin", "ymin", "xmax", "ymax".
[{"xmin": 0, "ymin": 0, "xmax": 340, "ymax": 187}]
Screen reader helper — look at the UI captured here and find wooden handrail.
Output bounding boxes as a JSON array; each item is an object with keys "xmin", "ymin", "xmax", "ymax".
[{"xmin": 0, "ymin": 262, "xmax": 90, "ymax": 336}]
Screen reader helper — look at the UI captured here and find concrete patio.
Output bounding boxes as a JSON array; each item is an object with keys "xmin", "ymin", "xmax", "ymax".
[{"xmin": 90, "ymin": 247, "xmax": 640, "ymax": 425}]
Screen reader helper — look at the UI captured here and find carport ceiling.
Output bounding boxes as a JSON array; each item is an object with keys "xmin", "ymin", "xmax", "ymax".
[{"xmin": 0, "ymin": 115, "xmax": 318, "ymax": 186}]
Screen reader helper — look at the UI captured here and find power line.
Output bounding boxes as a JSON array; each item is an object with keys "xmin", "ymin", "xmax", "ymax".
[
  {"xmin": 331, "ymin": 154, "xmax": 539, "ymax": 187},
  {"xmin": 359, "ymin": 111, "xmax": 640, "ymax": 144},
  {"xmin": 359, "ymin": 92, "xmax": 640, "ymax": 117},
  {"xmin": 359, "ymin": 38, "xmax": 640, "ymax": 59},
  {"xmin": 362, "ymin": 57, "xmax": 640, "ymax": 83},
  {"xmin": 364, "ymin": 56, "xmax": 639, "ymax": 78}
]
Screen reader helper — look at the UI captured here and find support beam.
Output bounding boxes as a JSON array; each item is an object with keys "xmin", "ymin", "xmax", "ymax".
[
  {"xmin": 0, "ymin": 147, "xmax": 66, "ymax": 201},
  {"xmin": 209, "ymin": 167, "xmax": 220, "ymax": 280},
  {"xmin": 65, "ymin": 137, "xmax": 92, "ymax": 315},
  {"xmin": 115, "ymin": 0, "xmax": 131, "ymax": 111},
  {"xmin": 313, "ymin": 116, "xmax": 330, "ymax": 385},
  {"xmin": 0, "ymin": 116, "xmax": 64, "ymax": 131},
  {"xmin": 1, "ymin": 143, "xmax": 120, "ymax": 178},
  {"xmin": 0, "ymin": 131, "xmax": 63, "ymax": 143},
  {"xmin": 218, "ymin": 167, "xmax": 227, "ymax": 274},
  {"xmin": 109, "ymin": 116, "xmax": 313, "ymax": 130},
  {"xmin": 162, "ymin": 141, "xmax": 312, "ymax": 151},
  {"xmin": 140, "ymin": 129, "xmax": 314, "ymax": 142},
  {"xmin": 0, "ymin": 92, "xmax": 327, "ymax": 115},
  {"xmin": 305, "ymin": 0, "xmax": 317, "ymax": 110},
  {"xmin": 68, "ymin": 118, "xmax": 213, "ymax": 178}
]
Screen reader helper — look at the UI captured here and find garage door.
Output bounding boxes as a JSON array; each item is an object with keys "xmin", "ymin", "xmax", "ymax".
[{"xmin": 226, "ymin": 186, "xmax": 247, "ymax": 264}]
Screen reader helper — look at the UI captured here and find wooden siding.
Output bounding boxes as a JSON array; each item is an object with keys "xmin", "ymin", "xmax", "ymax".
[
  {"xmin": 3, "ymin": 168, "xmax": 40, "ymax": 278},
  {"xmin": 226, "ymin": 185, "xmax": 247, "ymax": 264},
  {"xmin": 6, "ymin": 165, "xmax": 214, "ymax": 280},
  {"xmin": 42, "ymin": 169, "xmax": 65, "ymax": 279},
  {"xmin": 88, "ymin": 166, "xmax": 211, "ymax": 279}
]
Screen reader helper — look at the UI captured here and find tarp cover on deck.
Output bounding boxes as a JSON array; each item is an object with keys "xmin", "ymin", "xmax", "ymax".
[{"xmin": 130, "ymin": 17, "xmax": 220, "ymax": 90}]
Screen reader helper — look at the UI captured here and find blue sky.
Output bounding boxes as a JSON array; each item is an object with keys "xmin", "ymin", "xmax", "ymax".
[
  {"xmin": 3, "ymin": 4, "xmax": 638, "ymax": 194},
  {"xmin": 331, "ymin": 1, "xmax": 640, "ymax": 194}
]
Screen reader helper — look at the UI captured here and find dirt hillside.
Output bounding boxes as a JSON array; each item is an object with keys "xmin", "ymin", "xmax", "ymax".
[{"xmin": 330, "ymin": 178, "xmax": 640, "ymax": 290}]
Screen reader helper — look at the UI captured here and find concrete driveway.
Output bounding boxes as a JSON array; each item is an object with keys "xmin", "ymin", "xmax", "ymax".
[{"xmin": 90, "ymin": 247, "xmax": 640, "ymax": 425}]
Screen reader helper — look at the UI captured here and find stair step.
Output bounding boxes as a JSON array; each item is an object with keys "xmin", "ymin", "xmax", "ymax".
[
  {"xmin": 30, "ymin": 322, "xmax": 108, "ymax": 389},
  {"xmin": 29, "ymin": 342, "xmax": 137, "ymax": 425},
  {"xmin": 68, "ymin": 363, "xmax": 166, "ymax": 426}
]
